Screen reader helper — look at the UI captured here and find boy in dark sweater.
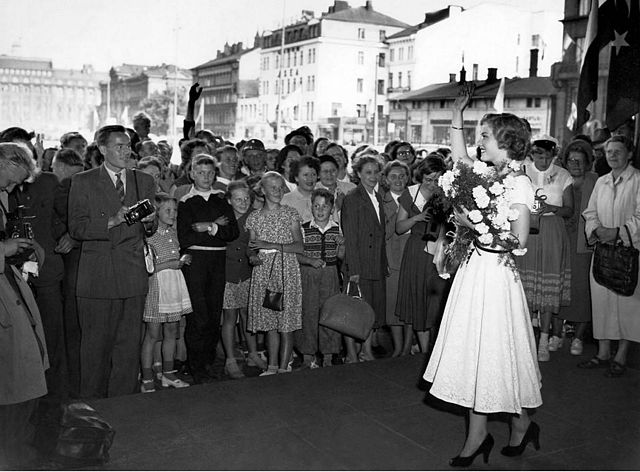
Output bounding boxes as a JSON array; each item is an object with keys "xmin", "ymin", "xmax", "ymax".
[{"xmin": 177, "ymin": 155, "xmax": 239, "ymax": 383}]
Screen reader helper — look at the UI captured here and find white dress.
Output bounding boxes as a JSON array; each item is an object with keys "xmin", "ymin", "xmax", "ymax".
[{"xmin": 423, "ymin": 174, "xmax": 542, "ymax": 414}]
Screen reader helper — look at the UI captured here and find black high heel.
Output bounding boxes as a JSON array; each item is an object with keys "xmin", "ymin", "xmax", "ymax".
[
  {"xmin": 449, "ymin": 434, "xmax": 494, "ymax": 467},
  {"xmin": 501, "ymin": 421, "xmax": 540, "ymax": 457}
]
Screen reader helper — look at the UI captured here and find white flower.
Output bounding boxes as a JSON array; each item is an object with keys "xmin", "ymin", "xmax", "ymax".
[
  {"xmin": 475, "ymin": 222, "xmax": 490, "ymax": 234},
  {"xmin": 508, "ymin": 160, "xmax": 522, "ymax": 172},
  {"xmin": 472, "ymin": 160, "xmax": 491, "ymax": 176},
  {"xmin": 512, "ymin": 248, "xmax": 528, "ymax": 256},
  {"xmin": 507, "ymin": 208, "xmax": 520, "ymax": 221},
  {"xmin": 452, "ymin": 166, "xmax": 461, "ymax": 177},
  {"xmin": 489, "ymin": 181, "xmax": 505, "ymax": 196},
  {"xmin": 439, "ymin": 272, "xmax": 451, "ymax": 280},
  {"xmin": 438, "ymin": 171, "xmax": 455, "ymax": 194},
  {"xmin": 467, "ymin": 209, "xmax": 483, "ymax": 223},
  {"xmin": 472, "ymin": 186, "xmax": 490, "ymax": 209},
  {"xmin": 477, "ymin": 233, "xmax": 493, "ymax": 245},
  {"xmin": 498, "ymin": 231, "xmax": 511, "ymax": 240}
]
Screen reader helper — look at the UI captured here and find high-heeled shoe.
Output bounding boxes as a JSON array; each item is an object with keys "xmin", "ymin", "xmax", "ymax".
[
  {"xmin": 449, "ymin": 433, "xmax": 494, "ymax": 467},
  {"xmin": 501, "ymin": 421, "xmax": 540, "ymax": 457}
]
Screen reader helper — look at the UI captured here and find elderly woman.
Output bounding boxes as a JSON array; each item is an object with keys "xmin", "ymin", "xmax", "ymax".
[
  {"xmin": 581, "ymin": 135, "xmax": 640, "ymax": 377},
  {"xmin": 558, "ymin": 139, "xmax": 598, "ymax": 356},
  {"xmin": 341, "ymin": 154, "xmax": 387, "ymax": 362},
  {"xmin": 395, "ymin": 155, "xmax": 450, "ymax": 355},
  {"xmin": 381, "ymin": 160, "xmax": 411, "ymax": 357},
  {"xmin": 519, "ymin": 136, "xmax": 574, "ymax": 362}
]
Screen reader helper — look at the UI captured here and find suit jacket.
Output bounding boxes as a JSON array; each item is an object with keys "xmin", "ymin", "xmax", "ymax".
[
  {"xmin": 68, "ymin": 166, "xmax": 155, "ymax": 299},
  {"xmin": 8, "ymin": 172, "xmax": 66, "ymax": 287},
  {"xmin": 382, "ymin": 191, "xmax": 410, "ymax": 271},
  {"xmin": 341, "ymin": 185, "xmax": 387, "ymax": 280},
  {"xmin": 54, "ymin": 178, "xmax": 81, "ymax": 294},
  {"xmin": 0, "ymin": 243, "xmax": 49, "ymax": 405}
]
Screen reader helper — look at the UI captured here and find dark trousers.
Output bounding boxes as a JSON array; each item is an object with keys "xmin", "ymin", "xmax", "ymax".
[
  {"xmin": 77, "ymin": 296, "xmax": 145, "ymax": 399},
  {"xmin": 182, "ymin": 250, "xmax": 226, "ymax": 374},
  {"xmin": 32, "ymin": 282, "xmax": 67, "ymax": 400},
  {"xmin": 62, "ymin": 250, "xmax": 81, "ymax": 398},
  {"xmin": 0, "ymin": 399, "xmax": 38, "ymax": 468}
]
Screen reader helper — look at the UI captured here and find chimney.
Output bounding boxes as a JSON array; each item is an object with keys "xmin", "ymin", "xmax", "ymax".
[
  {"xmin": 365, "ymin": 0, "xmax": 373, "ymax": 10},
  {"xmin": 529, "ymin": 49, "xmax": 539, "ymax": 77},
  {"xmin": 449, "ymin": 73, "xmax": 457, "ymax": 83},
  {"xmin": 223, "ymin": 42, "xmax": 231, "ymax": 55},
  {"xmin": 486, "ymin": 67, "xmax": 498, "ymax": 84},
  {"xmin": 448, "ymin": 5, "xmax": 463, "ymax": 16},
  {"xmin": 459, "ymin": 66, "xmax": 466, "ymax": 83}
]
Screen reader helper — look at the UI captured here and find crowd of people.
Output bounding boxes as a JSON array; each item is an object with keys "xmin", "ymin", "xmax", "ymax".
[{"xmin": 0, "ymin": 82, "xmax": 639, "ymax": 467}]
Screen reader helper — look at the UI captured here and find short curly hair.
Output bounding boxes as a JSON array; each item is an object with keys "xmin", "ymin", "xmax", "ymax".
[{"xmin": 480, "ymin": 113, "xmax": 531, "ymax": 161}]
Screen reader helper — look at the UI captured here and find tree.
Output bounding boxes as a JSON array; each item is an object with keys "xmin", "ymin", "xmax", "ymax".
[{"xmin": 139, "ymin": 88, "xmax": 187, "ymax": 136}]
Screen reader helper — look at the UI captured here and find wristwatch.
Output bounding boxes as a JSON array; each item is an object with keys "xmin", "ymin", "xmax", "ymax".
[{"xmin": 207, "ymin": 224, "xmax": 213, "ymax": 233}]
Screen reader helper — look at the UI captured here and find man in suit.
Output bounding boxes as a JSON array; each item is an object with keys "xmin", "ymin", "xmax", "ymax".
[{"xmin": 68, "ymin": 125, "xmax": 155, "ymax": 399}]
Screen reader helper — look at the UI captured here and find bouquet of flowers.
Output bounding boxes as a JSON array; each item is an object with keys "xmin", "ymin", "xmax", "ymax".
[{"xmin": 435, "ymin": 160, "xmax": 526, "ymax": 278}]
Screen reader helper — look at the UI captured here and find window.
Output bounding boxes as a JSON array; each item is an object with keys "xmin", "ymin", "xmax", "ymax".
[
  {"xmin": 408, "ymin": 46, "xmax": 414, "ymax": 60},
  {"xmin": 293, "ymin": 52, "xmax": 297, "ymax": 66},
  {"xmin": 311, "ymin": 75, "xmax": 315, "ymax": 91},
  {"xmin": 399, "ymin": 47, "xmax": 404, "ymax": 61},
  {"xmin": 377, "ymin": 79, "xmax": 384, "ymax": 95},
  {"xmin": 357, "ymin": 78, "xmax": 364, "ymax": 93},
  {"xmin": 358, "ymin": 28, "xmax": 365, "ymax": 39},
  {"xmin": 292, "ymin": 78, "xmax": 296, "ymax": 92},
  {"xmin": 331, "ymin": 102, "xmax": 341, "ymax": 116},
  {"xmin": 390, "ymin": 49, "xmax": 395, "ymax": 62},
  {"xmin": 378, "ymin": 53, "xmax": 385, "ymax": 67},
  {"xmin": 300, "ymin": 50, "xmax": 304, "ymax": 65},
  {"xmin": 287, "ymin": 78, "xmax": 290, "ymax": 94},
  {"xmin": 286, "ymin": 52, "xmax": 291, "ymax": 68},
  {"xmin": 275, "ymin": 54, "xmax": 280, "ymax": 69},
  {"xmin": 407, "ymin": 71, "xmax": 411, "ymax": 89},
  {"xmin": 472, "ymin": 64, "xmax": 478, "ymax": 81},
  {"xmin": 575, "ymin": 37, "xmax": 585, "ymax": 65},
  {"xmin": 411, "ymin": 125, "xmax": 422, "ymax": 143},
  {"xmin": 388, "ymin": 72, "xmax": 393, "ymax": 89},
  {"xmin": 535, "ymin": 97, "xmax": 541, "ymax": 107},
  {"xmin": 379, "ymin": 30, "xmax": 386, "ymax": 41},
  {"xmin": 356, "ymin": 104, "xmax": 367, "ymax": 117},
  {"xmin": 358, "ymin": 51, "xmax": 364, "ymax": 65},
  {"xmin": 398, "ymin": 72, "xmax": 402, "ymax": 88},
  {"xmin": 531, "ymin": 34, "xmax": 540, "ymax": 48}
]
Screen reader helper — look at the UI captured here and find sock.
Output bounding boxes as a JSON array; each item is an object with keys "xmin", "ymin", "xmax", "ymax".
[
  {"xmin": 540, "ymin": 333, "xmax": 549, "ymax": 343},
  {"xmin": 162, "ymin": 361, "xmax": 174, "ymax": 373},
  {"xmin": 141, "ymin": 368, "xmax": 154, "ymax": 381}
]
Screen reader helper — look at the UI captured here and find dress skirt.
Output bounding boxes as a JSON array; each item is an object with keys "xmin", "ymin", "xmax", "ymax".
[
  {"xmin": 424, "ymin": 246, "xmax": 543, "ymax": 414},
  {"xmin": 559, "ymin": 229, "xmax": 592, "ymax": 323},
  {"xmin": 396, "ymin": 234, "xmax": 450, "ymax": 331},
  {"xmin": 143, "ymin": 269, "xmax": 193, "ymax": 323},
  {"xmin": 517, "ymin": 214, "xmax": 571, "ymax": 313}
]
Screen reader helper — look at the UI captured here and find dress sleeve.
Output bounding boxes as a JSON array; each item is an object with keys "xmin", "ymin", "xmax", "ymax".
[
  {"xmin": 245, "ymin": 211, "xmax": 256, "ymax": 232},
  {"xmin": 285, "ymin": 205, "xmax": 303, "ymax": 225},
  {"xmin": 510, "ymin": 175, "xmax": 535, "ymax": 211}
]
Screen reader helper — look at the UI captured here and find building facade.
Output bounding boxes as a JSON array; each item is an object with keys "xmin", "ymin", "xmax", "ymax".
[
  {"xmin": 0, "ymin": 55, "xmax": 106, "ymax": 140},
  {"xmin": 391, "ymin": 74, "xmax": 557, "ymax": 147}
]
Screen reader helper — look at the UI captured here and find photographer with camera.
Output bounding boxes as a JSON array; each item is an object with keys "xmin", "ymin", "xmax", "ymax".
[
  {"xmin": 68, "ymin": 125, "xmax": 156, "ymax": 399},
  {"xmin": 0, "ymin": 142, "xmax": 49, "ymax": 468}
]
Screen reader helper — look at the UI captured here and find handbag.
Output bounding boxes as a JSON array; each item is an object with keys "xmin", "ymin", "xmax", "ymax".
[
  {"xmin": 319, "ymin": 281, "xmax": 375, "ymax": 340},
  {"xmin": 262, "ymin": 248, "xmax": 284, "ymax": 311},
  {"xmin": 593, "ymin": 225, "xmax": 639, "ymax": 296},
  {"xmin": 34, "ymin": 402, "xmax": 115, "ymax": 466}
]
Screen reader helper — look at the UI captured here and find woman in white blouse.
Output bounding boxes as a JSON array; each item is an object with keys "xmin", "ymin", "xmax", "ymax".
[
  {"xmin": 518, "ymin": 136, "xmax": 574, "ymax": 362},
  {"xmin": 581, "ymin": 135, "xmax": 640, "ymax": 378}
]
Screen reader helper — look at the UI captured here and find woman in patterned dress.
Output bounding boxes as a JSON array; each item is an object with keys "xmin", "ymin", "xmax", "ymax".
[{"xmin": 246, "ymin": 172, "xmax": 304, "ymax": 375}]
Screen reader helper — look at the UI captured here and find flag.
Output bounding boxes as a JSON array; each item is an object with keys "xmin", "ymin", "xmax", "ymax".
[
  {"xmin": 493, "ymin": 77, "xmax": 505, "ymax": 113},
  {"xmin": 120, "ymin": 105, "xmax": 129, "ymax": 126},
  {"xmin": 576, "ymin": 0, "xmax": 619, "ymax": 129},
  {"xmin": 195, "ymin": 98, "xmax": 205, "ymax": 128},
  {"xmin": 567, "ymin": 102, "xmax": 578, "ymax": 130},
  {"xmin": 605, "ymin": 0, "xmax": 640, "ymax": 130}
]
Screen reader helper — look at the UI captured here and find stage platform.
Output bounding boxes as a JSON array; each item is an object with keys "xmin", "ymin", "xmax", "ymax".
[{"xmin": 84, "ymin": 343, "xmax": 640, "ymax": 470}]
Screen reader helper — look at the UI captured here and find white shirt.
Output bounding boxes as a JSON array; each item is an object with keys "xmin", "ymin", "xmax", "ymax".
[
  {"xmin": 523, "ymin": 160, "xmax": 573, "ymax": 213},
  {"xmin": 104, "ymin": 164, "xmax": 126, "ymax": 193},
  {"xmin": 179, "ymin": 185, "xmax": 225, "ymax": 203}
]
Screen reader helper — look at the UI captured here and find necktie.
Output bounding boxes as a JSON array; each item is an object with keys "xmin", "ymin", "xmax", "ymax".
[{"xmin": 115, "ymin": 172, "xmax": 125, "ymax": 204}]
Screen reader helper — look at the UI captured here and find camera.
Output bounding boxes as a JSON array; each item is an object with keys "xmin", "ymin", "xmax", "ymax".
[
  {"xmin": 422, "ymin": 208, "xmax": 440, "ymax": 243},
  {"xmin": 2, "ymin": 205, "xmax": 35, "ymax": 265},
  {"xmin": 124, "ymin": 199, "xmax": 154, "ymax": 225}
]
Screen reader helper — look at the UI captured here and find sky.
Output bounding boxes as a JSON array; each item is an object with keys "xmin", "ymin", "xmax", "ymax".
[{"xmin": 0, "ymin": 0, "xmax": 564, "ymax": 72}]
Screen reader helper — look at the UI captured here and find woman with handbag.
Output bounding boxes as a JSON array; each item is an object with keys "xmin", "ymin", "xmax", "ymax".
[
  {"xmin": 246, "ymin": 172, "xmax": 304, "ymax": 376},
  {"xmin": 518, "ymin": 136, "xmax": 574, "ymax": 362},
  {"xmin": 558, "ymin": 139, "xmax": 598, "ymax": 355},
  {"xmin": 581, "ymin": 135, "xmax": 640, "ymax": 378},
  {"xmin": 341, "ymin": 154, "xmax": 387, "ymax": 363}
]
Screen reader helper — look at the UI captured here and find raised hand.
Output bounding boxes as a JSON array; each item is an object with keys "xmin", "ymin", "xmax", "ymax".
[
  {"xmin": 189, "ymin": 83, "xmax": 203, "ymax": 103},
  {"xmin": 453, "ymin": 82, "xmax": 476, "ymax": 113}
]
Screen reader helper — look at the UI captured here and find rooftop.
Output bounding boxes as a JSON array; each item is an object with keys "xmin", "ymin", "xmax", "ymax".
[
  {"xmin": 322, "ymin": 3, "xmax": 410, "ymax": 28},
  {"xmin": 386, "ymin": 7, "xmax": 453, "ymax": 40}
]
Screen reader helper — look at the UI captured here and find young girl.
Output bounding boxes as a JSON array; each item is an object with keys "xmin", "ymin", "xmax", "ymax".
[
  {"xmin": 141, "ymin": 193, "xmax": 193, "ymax": 393},
  {"xmin": 295, "ymin": 188, "xmax": 345, "ymax": 368},
  {"xmin": 221, "ymin": 181, "xmax": 268, "ymax": 378}
]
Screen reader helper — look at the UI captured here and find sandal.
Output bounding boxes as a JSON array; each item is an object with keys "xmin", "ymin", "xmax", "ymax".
[
  {"xmin": 577, "ymin": 356, "xmax": 610, "ymax": 369},
  {"xmin": 605, "ymin": 361, "xmax": 626, "ymax": 378}
]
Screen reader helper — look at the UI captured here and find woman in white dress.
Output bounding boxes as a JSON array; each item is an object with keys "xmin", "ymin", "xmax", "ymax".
[{"xmin": 423, "ymin": 85, "xmax": 542, "ymax": 467}]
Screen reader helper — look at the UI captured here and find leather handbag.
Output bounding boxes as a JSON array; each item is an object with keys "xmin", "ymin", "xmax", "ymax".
[
  {"xmin": 262, "ymin": 249, "xmax": 284, "ymax": 311},
  {"xmin": 34, "ymin": 402, "xmax": 115, "ymax": 466},
  {"xmin": 319, "ymin": 281, "xmax": 375, "ymax": 340},
  {"xmin": 593, "ymin": 225, "xmax": 639, "ymax": 296}
]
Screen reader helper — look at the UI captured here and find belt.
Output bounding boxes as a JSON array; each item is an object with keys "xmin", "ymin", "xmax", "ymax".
[
  {"xmin": 188, "ymin": 246, "xmax": 227, "ymax": 251},
  {"xmin": 259, "ymin": 249, "xmax": 279, "ymax": 254},
  {"xmin": 473, "ymin": 240, "xmax": 508, "ymax": 254}
]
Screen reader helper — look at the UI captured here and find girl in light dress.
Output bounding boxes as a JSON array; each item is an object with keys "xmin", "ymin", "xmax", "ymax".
[
  {"xmin": 140, "ymin": 193, "xmax": 193, "ymax": 393},
  {"xmin": 423, "ymin": 85, "xmax": 542, "ymax": 467}
]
